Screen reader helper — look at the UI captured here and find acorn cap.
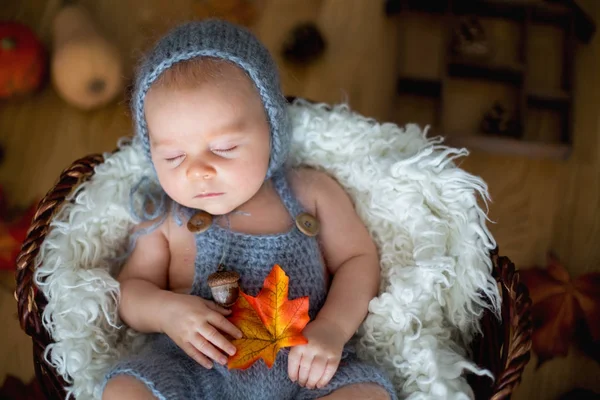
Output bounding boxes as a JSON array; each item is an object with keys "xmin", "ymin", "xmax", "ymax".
[{"xmin": 207, "ymin": 270, "xmax": 240, "ymax": 287}]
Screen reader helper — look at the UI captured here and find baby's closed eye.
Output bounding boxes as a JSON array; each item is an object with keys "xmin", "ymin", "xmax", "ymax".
[
  {"xmin": 166, "ymin": 154, "xmax": 185, "ymax": 164},
  {"xmin": 211, "ymin": 145, "xmax": 238, "ymax": 155}
]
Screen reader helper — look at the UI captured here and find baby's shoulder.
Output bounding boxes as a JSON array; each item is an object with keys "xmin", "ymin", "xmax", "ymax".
[
  {"xmin": 131, "ymin": 208, "xmax": 185, "ymax": 244},
  {"xmin": 131, "ymin": 213, "xmax": 168, "ymax": 236},
  {"xmin": 287, "ymin": 167, "xmax": 346, "ymax": 212},
  {"xmin": 287, "ymin": 167, "xmax": 343, "ymax": 191}
]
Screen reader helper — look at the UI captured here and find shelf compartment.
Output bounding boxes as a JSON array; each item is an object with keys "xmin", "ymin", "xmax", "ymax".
[
  {"xmin": 451, "ymin": 1, "xmax": 571, "ymax": 24},
  {"xmin": 446, "ymin": 134, "xmax": 570, "ymax": 160},
  {"xmin": 390, "ymin": 94, "xmax": 440, "ymax": 130},
  {"xmin": 396, "ymin": 76, "xmax": 442, "ymax": 97},
  {"xmin": 451, "ymin": 0, "xmax": 528, "ymax": 20},
  {"xmin": 524, "ymin": 106, "xmax": 569, "ymax": 145},
  {"xmin": 530, "ymin": 2, "xmax": 571, "ymax": 26},
  {"xmin": 527, "ymin": 88, "xmax": 570, "ymax": 109},
  {"xmin": 385, "ymin": 0, "xmax": 448, "ymax": 15},
  {"xmin": 386, "ymin": 0, "xmax": 594, "ymax": 42},
  {"xmin": 448, "ymin": 57, "xmax": 524, "ymax": 84}
]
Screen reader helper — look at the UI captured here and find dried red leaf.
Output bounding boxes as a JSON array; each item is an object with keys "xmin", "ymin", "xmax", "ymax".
[
  {"xmin": 521, "ymin": 253, "xmax": 600, "ymax": 367},
  {"xmin": 0, "ymin": 375, "xmax": 44, "ymax": 400},
  {"xmin": 573, "ymin": 272, "xmax": 600, "ymax": 342},
  {"xmin": 0, "ymin": 186, "xmax": 37, "ymax": 270}
]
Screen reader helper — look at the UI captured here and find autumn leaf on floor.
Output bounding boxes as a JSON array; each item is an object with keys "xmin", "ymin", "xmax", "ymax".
[
  {"xmin": 226, "ymin": 264, "xmax": 310, "ymax": 370},
  {"xmin": 520, "ymin": 253, "xmax": 600, "ymax": 368},
  {"xmin": 0, "ymin": 375, "xmax": 44, "ymax": 400},
  {"xmin": 0, "ymin": 186, "xmax": 37, "ymax": 271}
]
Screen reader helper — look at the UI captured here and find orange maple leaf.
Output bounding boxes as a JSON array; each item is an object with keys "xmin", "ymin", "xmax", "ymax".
[
  {"xmin": 520, "ymin": 253, "xmax": 600, "ymax": 367},
  {"xmin": 226, "ymin": 264, "xmax": 310, "ymax": 370}
]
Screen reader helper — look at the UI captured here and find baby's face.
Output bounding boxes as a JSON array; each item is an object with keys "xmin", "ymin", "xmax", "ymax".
[{"xmin": 144, "ymin": 65, "xmax": 271, "ymax": 215}]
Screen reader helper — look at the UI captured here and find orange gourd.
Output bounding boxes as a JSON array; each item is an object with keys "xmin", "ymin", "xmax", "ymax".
[
  {"xmin": 0, "ymin": 22, "xmax": 46, "ymax": 98},
  {"xmin": 51, "ymin": 5, "xmax": 123, "ymax": 110}
]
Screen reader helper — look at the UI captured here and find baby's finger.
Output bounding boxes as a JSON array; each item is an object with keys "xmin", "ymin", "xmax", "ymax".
[
  {"xmin": 298, "ymin": 354, "xmax": 314, "ymax": 387},
  {"xmin": 202, "ymin": 299, "xmax": 232, "ymax": 315},
  {"xmin": 208, "ymin": 313, "xmax": 243, "ymax": 342},
  {"xmin": 316, "ymin": 360, "xmax": 339, "ymax": 389},
  {"xmin": 306, "ymin": 357, "xmax": 327, "ymax": 389},
  {"xmin": 191, "ymin": 332, "xmax": 229, "ymax": 366},
  {"xmin": 182, "ymin": 341, "xmax": 213, "ymax": 369},
  {"xmin": 287, "ymin": 348, "xmax": 302, "ymax": 382},
  {"xmin": 200, "ymin": 322, "xmax": 238, "ymax": 356}
]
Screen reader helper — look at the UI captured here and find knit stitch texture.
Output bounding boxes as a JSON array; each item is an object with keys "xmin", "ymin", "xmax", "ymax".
[
  {"xmin": 131, "ymin": 19, "xmax": 291, "ymax": 179},
  {"xmin": 103, "ymin": 170, "xmax": 398, "ymax": 399}
]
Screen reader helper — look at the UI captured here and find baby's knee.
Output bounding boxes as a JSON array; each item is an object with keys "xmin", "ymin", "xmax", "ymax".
[
  {"xmin": 319, "ymin": 382, "xmax": 391, "ymax": 400},
  {"xmin": 348, "ymin": 383, "xmax": 391, "ymax": 400},
  {"xmin": 103, "ymin": 375, "xmax": 157, "ymax": 400}
]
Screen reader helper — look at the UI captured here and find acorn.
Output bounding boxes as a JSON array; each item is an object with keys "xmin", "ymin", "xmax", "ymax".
[
  {"xmin": 451, "ymin": 17, "xmax": 491, "ymax": 60},
  {"xmin": 207, "ymin": 269, "xmax": 240, "ymax": 308}
]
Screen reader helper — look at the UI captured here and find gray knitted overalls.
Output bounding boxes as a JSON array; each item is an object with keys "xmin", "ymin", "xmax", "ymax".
[{"xmin": 104, "ymin": 169, "xmax": 398, "ymax": 399}]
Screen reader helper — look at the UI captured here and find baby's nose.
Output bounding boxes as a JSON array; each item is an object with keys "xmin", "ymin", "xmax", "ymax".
[{"xmin": 187, "ymin": 160, "xmax": 216, "ymax": 180}]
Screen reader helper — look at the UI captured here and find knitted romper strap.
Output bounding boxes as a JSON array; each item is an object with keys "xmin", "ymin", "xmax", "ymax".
[{"xmin": 271, "ymin": 170, "xmax": 305, "ymax": 221}]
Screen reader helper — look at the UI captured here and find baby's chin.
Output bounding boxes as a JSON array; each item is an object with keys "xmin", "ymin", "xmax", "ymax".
[{"xmin": 177, "ymin": 197, "xmax": 240, "ymax": 216}]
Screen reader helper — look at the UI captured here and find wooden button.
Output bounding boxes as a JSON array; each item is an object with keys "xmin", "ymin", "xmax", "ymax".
[
  {"xmin": 187, "ymin": 211, "xmax": 213, "ymax": 233},
  {"xmin": 295, "ymin": 212, "xmax": 320, "ymax": 236}
]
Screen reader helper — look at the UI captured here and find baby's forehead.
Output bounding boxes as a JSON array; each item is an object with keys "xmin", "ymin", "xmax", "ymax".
[
  {"xmin": 148, "ymin": 116, "xmax": 247, "ymax": 144},
  {"xmin": 144, "ymin": 77, "xmax": 264, "ymax": 123},
  {"xmin": 150, "ymin": 57, "xmax": 256, "ymax": 93}
]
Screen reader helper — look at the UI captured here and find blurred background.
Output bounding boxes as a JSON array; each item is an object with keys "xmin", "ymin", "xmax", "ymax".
[{"xmin": 0, "ymin": 0, "xmax": 599, "ymax": 399}]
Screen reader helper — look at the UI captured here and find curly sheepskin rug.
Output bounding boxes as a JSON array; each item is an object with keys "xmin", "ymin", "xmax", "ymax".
[{"xmin": 34, "ymin": 99, "xmax": 501, "ymax": 399}]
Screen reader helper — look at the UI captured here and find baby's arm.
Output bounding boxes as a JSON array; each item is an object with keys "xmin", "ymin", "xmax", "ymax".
[
  {"xmin": 117, "ymin": 219, "xmax": 172, "ymax": 333},
  {"xmin": 310, "ymin": 170, "xmax": 380, "ymax": 341},
  {"xmin": 117, "ymin": 218, "xmax": 243, "ymax": 368},
  {"xmin": 287, "ymin": 169, "xmax": 380, "ymax": 388}
]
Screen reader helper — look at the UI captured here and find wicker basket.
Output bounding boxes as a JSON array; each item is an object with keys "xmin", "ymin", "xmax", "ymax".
[{"xmin": 14, "ymin": 152, "xmax": 533, "ymax": 399}]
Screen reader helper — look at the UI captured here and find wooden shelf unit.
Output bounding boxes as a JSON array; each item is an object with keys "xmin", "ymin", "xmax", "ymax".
[{"xmin": 386, "ymin": 0, "xmax": 595, "ymax": 160}]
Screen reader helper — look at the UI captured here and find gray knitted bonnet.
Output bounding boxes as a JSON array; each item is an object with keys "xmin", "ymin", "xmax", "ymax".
[{"xmin": 132, "ymin": 19, "xmax": 290, "ymax": 179}]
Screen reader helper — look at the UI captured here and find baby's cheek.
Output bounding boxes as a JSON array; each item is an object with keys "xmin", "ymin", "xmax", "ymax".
[{"xmin": 157, "ymin": 172, "xmax": 184, "ymax": 202}]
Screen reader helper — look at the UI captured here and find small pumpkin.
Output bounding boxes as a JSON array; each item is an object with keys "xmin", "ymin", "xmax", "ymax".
[
  {"xmin": 51, "ymin": 5, "xmax": 123, "ymax": 110},
  {"xmin": 0, "ymin": 22, "xmax": 46, "ymax": 99}
]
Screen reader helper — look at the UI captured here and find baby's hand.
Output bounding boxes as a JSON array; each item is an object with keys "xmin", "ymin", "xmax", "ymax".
[
  {"xmin": 287, "ymin": 318, "xmax": 346, "ymax": 389},
  {"xmin": 160, "ymin": 293, "xmax": 243, "ymax": 369}
]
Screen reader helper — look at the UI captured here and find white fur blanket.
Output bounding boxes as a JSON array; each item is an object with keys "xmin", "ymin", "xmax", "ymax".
[{"xmin": 34, "ymin": 100, "xmax": 500, "ymax": 399}]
